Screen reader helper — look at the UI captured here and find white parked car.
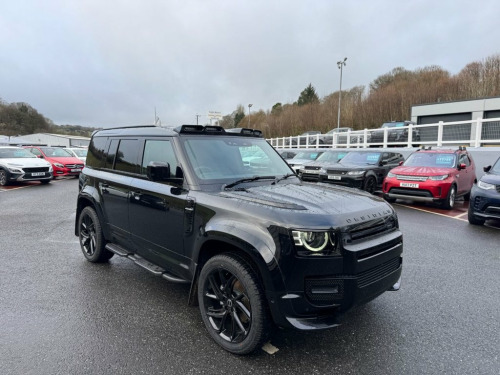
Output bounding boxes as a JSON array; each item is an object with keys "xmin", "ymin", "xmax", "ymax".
[
  {"xmin": 64, "ymin": 147, "xmax": 88, "ymax": 164},
  {"xmin": 0, "ymin": 146, "xmax": 53, "ymax": 185}
]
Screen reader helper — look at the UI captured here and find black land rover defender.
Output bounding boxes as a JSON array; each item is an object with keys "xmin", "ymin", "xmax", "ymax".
[{"xmin": 75, "ymin": 125, "xmax": 403, "ymax": 354}]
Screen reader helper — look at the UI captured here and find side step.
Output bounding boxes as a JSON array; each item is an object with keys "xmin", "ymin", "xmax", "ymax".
[{"xmin": 105, "ymin": 243, "xmax": 189, "ymax": 284}]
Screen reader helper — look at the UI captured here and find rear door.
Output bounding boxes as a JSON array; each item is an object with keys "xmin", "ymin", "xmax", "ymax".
[{"xmin": 98, "ymin": 138, "xmax": 139, "ymax": 247}]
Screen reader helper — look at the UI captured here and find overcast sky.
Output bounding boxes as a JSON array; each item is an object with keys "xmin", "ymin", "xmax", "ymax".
[{"xmin": 0, "ymin": 0, "xmax": 498, "ymax": 128}]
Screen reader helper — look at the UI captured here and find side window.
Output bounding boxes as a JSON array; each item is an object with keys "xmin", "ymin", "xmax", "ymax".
[
  {"xmin": 459, "ymin": 154, "xmax": 470, "ymax": 167},
  {"xmin": 86, "ymin": 136, "xmax": 107, "ymax": 168},
  {"xmin": 105, "ymin": 139, "xmax": 119, "ymax": 169},
  {"xmin": 114, "ymin": 139, "xmax": 141, "ymax": 174},
  {"xmin": 30, "ymin": 148, "xmax": 41, "ymax": 156},
  {"xmin": 141, "ymin": 140, "xmax": 179, "ymax": 176}
]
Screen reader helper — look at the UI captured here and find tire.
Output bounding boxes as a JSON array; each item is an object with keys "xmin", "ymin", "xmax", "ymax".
[
  {"xmin": 384, "ymin": 194, "xmax": 396, "ymax": 203},
  {"xmin": 463, "ymin": 190, "xmax": 471, "ymax": 201},
  {"xmin": 198, "ymin": 253, "xmax": 271, "ymax": 355},
  {"xmin": 0, "ymin": 169, "xmax": 9, "ymax": 186},
  {"xmin": 468, "ymin": 206, "xmax": 485, "ymax": 226},
  {"xmin": 363, "ymin": 176, "xmax": 377, "ymax": 194},
  {"xmin": 77, "ymin": 206, "xmax": 114, "ymax": 262},
  {"xmin": 442, "ymin": 185, "xmax": 456, "ymax": 210}
]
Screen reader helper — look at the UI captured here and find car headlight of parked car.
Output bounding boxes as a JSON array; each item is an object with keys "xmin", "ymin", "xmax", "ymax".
[
  {"xmin": 319, "ymin": 168, "xmax": 327, "ymax": 174},
  {"xmin": 429, "ymin": 174, "xmax": 449, "ymax": 181},
  {"xmin": 347, "ymin": 170, "xmax": 365, "ymax": 176},
  {"xmin": 292, "ymin": 230, "xmax": 338, "ymax": 255},
  {"xmin": 387, "ymin": 172, "xmax": 396, "ymax": 178},
  {"xmin": 54, "ymin": 163, "xmax": 64, "ymax": 168},
  {"xmin": 477, "ymin": 180, "xmax": 496, "ymax": 190},
  {"xmin": 7, "ymin": 164, "xmax": 23, "ymax": 173}
]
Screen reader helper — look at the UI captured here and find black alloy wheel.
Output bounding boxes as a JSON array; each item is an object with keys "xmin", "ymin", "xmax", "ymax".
[
  {"xmin": 364, "ymin": 176, "xmax": 377, "ymax": 194},
  {"xmin": 198, "ymin": 254, "xmax": 270, "ymax": 354},
  {"xmin": 78, "ymin": 206, "xmax": 114, "ymax": 262}
]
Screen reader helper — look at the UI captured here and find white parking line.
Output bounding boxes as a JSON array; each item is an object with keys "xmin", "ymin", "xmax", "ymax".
[{"xmin": 393, "ymin": 203, "xmax": 468, "ymax": 222}]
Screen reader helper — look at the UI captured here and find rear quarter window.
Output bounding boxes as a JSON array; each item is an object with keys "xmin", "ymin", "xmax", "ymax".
[{"xmin": 86, "ymin": 137, "xmax": 107, "ymax": 168}]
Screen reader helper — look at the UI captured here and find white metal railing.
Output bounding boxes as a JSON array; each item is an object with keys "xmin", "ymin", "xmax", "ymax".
[{"xmin": 268, "ymin": 117, "xmax": 500, "ymax": 149}]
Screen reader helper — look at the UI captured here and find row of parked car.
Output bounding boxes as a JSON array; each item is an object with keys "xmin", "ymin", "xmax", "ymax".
[
  {"xmin": 280, "ymin": 147, "xmax": 500, "ymax": 225},
  {"xmin": 0, "ymin": 145, "xmax": 87, "ymax": 185}
]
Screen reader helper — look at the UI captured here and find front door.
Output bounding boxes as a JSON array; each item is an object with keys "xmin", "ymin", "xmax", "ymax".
[{"xmin": 128, "ymin": 139, "xmax": 189, "ymax": 279}]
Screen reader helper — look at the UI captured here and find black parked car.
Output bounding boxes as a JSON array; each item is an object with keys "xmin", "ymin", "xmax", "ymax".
[
  {"xmin": 298, "ymin": 150, "xmax": 349, "ymax": 181},
  {"xmin": 468, "ymin": 156, "xmax": 500, "ymax": 225},
  {"xmin": 319, "ymin": 151, "xmax": 405, "ymax": 194},
  {"xmin": 75, "ymin": 125, "xmax": 402, "ymax": 354},
  {"xmin": 370, "ymin": 121, "xmax": 420, "ymax": 146}
]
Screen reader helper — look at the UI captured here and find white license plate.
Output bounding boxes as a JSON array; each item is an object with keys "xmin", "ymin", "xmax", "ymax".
[
  {"xmin": 31, "ymin": 172, "xmax": 45, "ymax": 176},
  {"xmin": 400, "ymin": 182, "xmax": 419, "ymax": 188},
  {"xmin": 305, "ymin": 170, "xmax": 320, "ymax": 174},
  {"xmin": 328, "ymin": 175, "xmax": 341, "ymax": 180},
  {"xmin": 71, "ymin": 169, "xmax": 82, "ymax": 172}
]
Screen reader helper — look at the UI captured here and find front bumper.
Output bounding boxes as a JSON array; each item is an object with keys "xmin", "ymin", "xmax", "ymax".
[
  {"xmin": 53, "ymin": 166, "xmax": 83, "ymax": 177},
  {"xmin": 319, "ymin": 174, "xmax": 364, "ymax": 189},
  {"xmin": 269, "ymin": 226, "xmax": 403, "ymax": 330},
  {"xmin": 7, "ymin": 170, "xmax": 53, "ymax": 182},
  {"xmin": 383, "ymin": 178, "xmax": 452, "ymax": 202},
  {"xmin": 470, "ymin": 185, "xmax": 500, "ymax": 220}
]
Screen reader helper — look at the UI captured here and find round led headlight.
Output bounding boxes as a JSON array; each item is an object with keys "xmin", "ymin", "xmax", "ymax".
[{"xmin": 296, "ymin": 231, "xmax": 328, "ymax": 252}]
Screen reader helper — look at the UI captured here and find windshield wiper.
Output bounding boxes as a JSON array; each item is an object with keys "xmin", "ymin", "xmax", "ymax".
[
  {"xmin": 273, "ymin": 173, "xmax": 296, "ymax": 184},
  {"xmin": 224, "ymin": 175, "xmax": 276, "ymax": 190}
]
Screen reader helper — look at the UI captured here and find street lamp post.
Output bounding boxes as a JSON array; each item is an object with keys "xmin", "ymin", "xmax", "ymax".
[
  {"xmin": 337, "ymin": 57, "xmax": 347, "ymax": 130},
  {"xmin": 248, "ymin": 104, "xmax": 253, "ymax": 127}
]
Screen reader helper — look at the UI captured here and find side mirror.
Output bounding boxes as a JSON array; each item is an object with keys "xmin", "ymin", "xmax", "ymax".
[
  {"xmin": 398, "ymin": 160, "xmax": 404, "ymax": 166},
  {"xmin": 380, "ymin": 160, "xmax": 388, "ymax": 166},
  {"xmin": 37, "ymin": 155, "xmax": 44, "ymax": 159},
  {"xmin": 458, "ymin": 163, "xmax": 466, "ymax": 170},
  {"xmin": 483, "ymin": 165, "xmax": 492, "ymax": 173},
  {"xmin": 147, "ymin": 162, "xmax": 171, "ymax": 181}
]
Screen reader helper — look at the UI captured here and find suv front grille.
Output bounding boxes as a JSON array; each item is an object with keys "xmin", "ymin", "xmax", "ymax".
[
  {"xmin": 396, "ymin": 175, "xmax": 428, "ymax": 181},
  {"xmin": 345, "ymin": 216, "xmax": 397, "ymax": 242},
  {"xmin": 23, "ymin": 167, "xmax": 50, "ymax": 173},
  {"xmin": 327, "ymin": 169, "xmax": 347, "ymax": 175}
]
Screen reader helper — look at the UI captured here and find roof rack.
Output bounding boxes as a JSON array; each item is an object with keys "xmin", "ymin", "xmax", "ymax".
[{"xmin": 174, "ymin": 125, "xmax": 262, "ymax": 137}]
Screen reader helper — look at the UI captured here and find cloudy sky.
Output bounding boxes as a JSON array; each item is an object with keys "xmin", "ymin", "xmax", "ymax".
[{"xmin": 0, "ymin": 0, "xmax": 498, "ymax": 128}]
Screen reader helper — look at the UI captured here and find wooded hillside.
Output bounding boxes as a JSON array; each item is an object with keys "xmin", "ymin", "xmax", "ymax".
[{"xmin": 221, "ymin": 54, "xmax": 500, "ymax": 138}]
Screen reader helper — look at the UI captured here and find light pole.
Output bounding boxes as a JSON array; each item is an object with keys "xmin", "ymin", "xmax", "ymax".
[
  {"xmin": 248, "ymin": 104, "xmax": 253, "ymax": 127},
  {"xmin": 337, "ymin": 57, "xmax": 347, "ymax": 130}
]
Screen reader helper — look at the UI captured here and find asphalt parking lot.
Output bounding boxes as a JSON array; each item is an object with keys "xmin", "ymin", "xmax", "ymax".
[{"xmin": 0, "ymin": 178, "xmax": 498, "ymax": 375}]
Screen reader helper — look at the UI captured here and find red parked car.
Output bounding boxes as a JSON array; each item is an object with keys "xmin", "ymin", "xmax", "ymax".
[
  {"xmin": 24, "ymin": 146, "xmax": 84, "ymax": 178},
  {"xmin": 382, "ymin": 147, "xmax": 476, "ymax": 209}
]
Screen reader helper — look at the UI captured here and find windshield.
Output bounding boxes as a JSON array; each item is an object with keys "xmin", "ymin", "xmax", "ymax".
[
  {"xmin": 0, "ymin": 148, "xmax": 36, "ymax": 158},
  {"xmin": 41, "ymin": 147, "xmax": 73, "ymax": 157},
  {"xmin": 404, "ymin": 152, "xmax": 456, "ymax": 168},
  {"xmin": 69, "ymin": 149, "xmax": 88, "ymax": 157},
  {"xmin": 340, "ymin": 151, "xmax": 381, "ymax": 165},
  {"xmin": 316, "ymin": 151, "xmax": 347, "ymax": 162},
  {"xmin": 490, "ymin": 157, "xmax": 500, "ymax": 174},
  {"xmin": 182, "ymin": 137, "xmax": 292, "ymax": 182},
  {"xmin": 293, "ymin": 151, "xmax": 322, "ymax": 160}
]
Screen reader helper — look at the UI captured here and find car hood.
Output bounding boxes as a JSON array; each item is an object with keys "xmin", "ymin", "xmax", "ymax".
[
  {"xmin": 288, "ymin": 159, "xmax": 314, "ymax": 165},
  {"xmin": 328, "ymin": 162, "xmax": 378, "ymax": 171},
  {"xmin": 1, "ymin": 157, "xmax": 51, "ymax": 168},
  {"xmin": 217, "ymin": 182, "xmax": 393, "ymax": 227},
  {"xmin": 45, "ymin": 156, "xmax": 84, "ymax": 164},
  {"xmin": 390, "ymin": 166, "xmax": 454, "ymax": 176},
  {"xmin": 481, "ymin": 173, "xmax": 500, "ymax": 185}
]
